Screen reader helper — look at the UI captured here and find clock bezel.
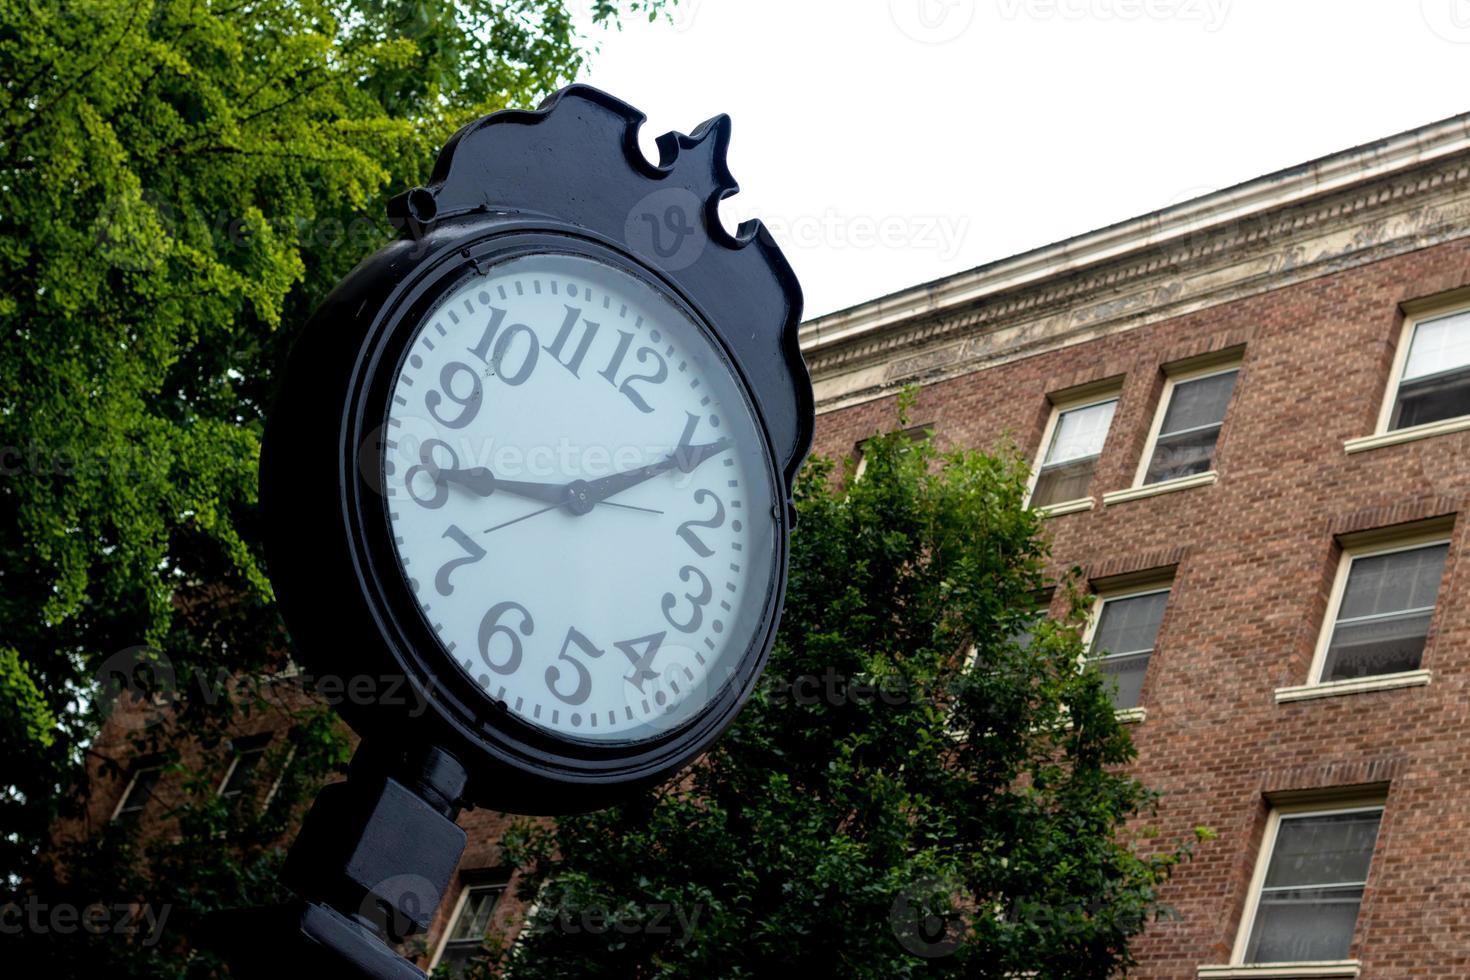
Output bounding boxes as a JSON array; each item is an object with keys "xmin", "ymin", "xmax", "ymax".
[{"xmin": 343, "ymin": 224, "xmax": 787, "ymax": 805}]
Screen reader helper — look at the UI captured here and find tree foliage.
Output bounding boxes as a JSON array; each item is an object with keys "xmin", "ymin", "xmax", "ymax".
[
  {"xmin": 492, "ymin": 407, "xmax": 1204, "ymax": 978},
  {"xmin": 0, "ymin": 0, "xmax": 663, "ymax": 963}
]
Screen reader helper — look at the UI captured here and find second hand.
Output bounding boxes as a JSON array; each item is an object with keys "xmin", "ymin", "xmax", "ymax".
[{"xmin": 484, "ymin": 499, "xmax": 663, "ymax": 534}]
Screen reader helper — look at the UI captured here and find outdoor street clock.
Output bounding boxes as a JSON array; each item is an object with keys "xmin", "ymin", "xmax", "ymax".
[{"xmin": 250, "ymin": 85, "xmax": 811, "ymax": 977}]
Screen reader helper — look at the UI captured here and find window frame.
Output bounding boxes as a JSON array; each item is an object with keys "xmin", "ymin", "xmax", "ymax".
[
  {"xmin": 1081, "ymin": 580, "xmax": 1173, "ymax": 718},
  {"xmin": 217, "ymin": 734, "xmax": 273, "ymax": 807},
  {"xmin": 852, "ymin": 423, "xmax": 933, "ymax": 482},
  {"xmin": 1370, "ymin": 296, "xmax": 1470, "ymax": 440},
  {"xmin": 1025, "ymin": 386, "xmax": 1122, "ymax": 513},
  {"xmin": 1131, "ymin": 359, "xmax": 1240, "ymax": 491},
  {"xmin": 110, "ymin": 761, "xmax": 164, "ymax": 824},
  {"xmin": 429, "ymin": 877, "xmax": 511, "ymax": 973},
  {"xmin": 1228, "ymin": 798, "xmax": 1385, "ymax": 968},
  {"xmin": 1305, "ymin": 530, "xmax": 1451, "ymax": 689}
]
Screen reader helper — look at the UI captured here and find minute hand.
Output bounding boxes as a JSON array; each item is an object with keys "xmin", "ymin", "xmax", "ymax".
[{"xmin": 571, "ymin": 438, "xmax": 731, "ymax": 511}]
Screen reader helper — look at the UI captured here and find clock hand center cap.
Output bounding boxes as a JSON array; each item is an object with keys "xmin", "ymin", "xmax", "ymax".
[{"xmin": 564, "ymin": 479, "xmax": 596, "ymax": 516}]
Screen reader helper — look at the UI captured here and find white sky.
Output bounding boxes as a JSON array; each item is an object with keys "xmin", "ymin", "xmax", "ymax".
[{"xmin": 574, "ymin": 0, "xmax": 1470, "ymax": 319}]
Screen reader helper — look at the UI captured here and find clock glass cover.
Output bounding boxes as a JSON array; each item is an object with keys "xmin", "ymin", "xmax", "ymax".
[{"xmin": 384, "ymin": 251, "xmax": 777, "ymax": 744}]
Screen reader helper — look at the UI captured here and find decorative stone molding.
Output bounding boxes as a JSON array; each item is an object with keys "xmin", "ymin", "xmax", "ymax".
[{"xmin": 802, "ymin": 114, "xmax": 1470, "ymax": 413}]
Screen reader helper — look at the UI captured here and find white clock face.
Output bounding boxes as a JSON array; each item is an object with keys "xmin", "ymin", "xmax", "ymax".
[{"xmin": 384, "ymin": 251, "xmax": 777, "ymax": 743}]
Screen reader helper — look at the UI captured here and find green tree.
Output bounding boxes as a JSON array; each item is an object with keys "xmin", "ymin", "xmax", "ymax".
[
  {"xmin": 0, "ymin": 0, "xmax": 664, "ymax": 969},
  {"xmin": 494, "ymin": 407, "xmax": 1207, "ymax": 978}
]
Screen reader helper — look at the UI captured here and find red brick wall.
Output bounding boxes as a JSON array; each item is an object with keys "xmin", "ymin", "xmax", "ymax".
[{"xmin": 811, "ymin": 238, "xmax": 1470, "ymax": 977}]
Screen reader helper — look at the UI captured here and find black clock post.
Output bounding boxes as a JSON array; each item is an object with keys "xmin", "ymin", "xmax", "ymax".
[{"xmin": 217, "ymin": 86, "xmax": 813, "ymax": 978}]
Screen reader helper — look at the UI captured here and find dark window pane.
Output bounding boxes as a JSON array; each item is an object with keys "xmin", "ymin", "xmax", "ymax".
[
  {"xmin": 1263, "ymin": 811, "xmax": 1381, "ymax": 889},
  {"xmin": 1394, "ymin": 310, "xmax": 1470, "ymax": 429},
  {"xmin": 1158, "ymin": 370, "xmax": 1237, "ymax": 435},
  {"xmin": 114, "ymin": 767, "xmax": 161, "ymax": 825},
  {"xmin": 1031, "ymin": 456, "xmax": 1097, "ymax": 508},
  {"xmin": 1008, "ymin": 613, "xmax": 1042, "ymax": 653},
  {"xmin": 1245, "ymin": 885, "xmax": 1365, "ymax": 963},
  {"xmin": 441, "ymin": 886, "xmax": 506, "ymax": 976},
  {"xmin": 1094, "ymin": 651, "xmax": 1149, "ymax": 709},
  {"xmin": 220, "ymin": 747, "xmax": 268, "ymax": 804},
  {"xmin": 1145, "ymin": 425, "xmax": 1222, "ymax": 484},
  {"xmin": 1336, "ymin": 545, "xmax": 1448, "ymax": 621},
  {"xmin": 1391, "ymin": 364, "xmax": 1470, "ymax": 429},
  {"xmin": 1092, "ymin": 591, "xmax": 1168, "ymax": 657},
  {"xmin": 1322, "ymin": 610, "xmax": 1431, "ymax": 680}
]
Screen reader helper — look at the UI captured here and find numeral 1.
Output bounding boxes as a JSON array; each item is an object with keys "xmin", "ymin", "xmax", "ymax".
[{"xmin": 546, "ymin": 305, "xmax": 600, "ymax": 377}]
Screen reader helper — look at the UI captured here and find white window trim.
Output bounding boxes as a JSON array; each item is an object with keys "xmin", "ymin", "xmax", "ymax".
[
  {"xmin": 428, "ymin": 882, "xmax": 475, "ymax": 971},
  {"xmin": 260, "ymin": 745, "xmax": 297, "ymax": 810},
  {"xmin": 109, "ymin": 764, "xmax": 162, "ymax": 822},
  {"xmin": 1081, "ymin": 583, "xmax": 1172, "ymax": 715},
  {"xmin": 1299, "ymin": 532, "xmax": 1450, "ymax": 690},
  {"xmin": 1275, "ymin": 669, "xmax": 1431, "ymax": 703},
  {"xmin": 1103, "ymin": 470, "xmax": 1218, "ymax": 506},
  {"xmin": 1197, "ymin": 963, "xmax": 1360, "ymax": 979},
  {"xmin": 1035, "ymin": 497, "xmax": 1095, "ymax": 518},
  {"xmin": 1130, "ymin": 361, "xmax": 1240, "ymax": 491},
  {"xmin": 1345, "ymin": 298, "xmax": 1470, "ymax": 452},
  {"xmin": 1024, "ymin": 390, "xmax": 1121, "ymax": 513},
  {"xmin": 1221, "ymin": 799, "xmax": 1384, "ymax": 972}
]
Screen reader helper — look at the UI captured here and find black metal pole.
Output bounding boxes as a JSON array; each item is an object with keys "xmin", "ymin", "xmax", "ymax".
[{"xmin": 210, "ymin": 742, "xmax": 469, "ymax": 979}]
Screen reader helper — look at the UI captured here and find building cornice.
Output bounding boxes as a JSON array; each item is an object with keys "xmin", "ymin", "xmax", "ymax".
[{"xmin": 801, "ymin": 113, "xmax": 1470, "ymax": 413}]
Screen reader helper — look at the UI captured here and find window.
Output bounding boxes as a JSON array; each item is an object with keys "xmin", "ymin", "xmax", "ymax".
[
  {"xmin": 852, "ymin": 423, "xmax": 932, "ymax": 481},
  {"xmin": 433, "ymin": 881, "xmax": 508, "ymax": 975},
  {"xmin": 1029, "ymin": 395, "xmax": 1118, "ymax": 509},
  {"xmin": 1085, "ymin": 587, "xmax": 1169, "ymax": 710},
  {"xmin": 1136, "ymin": 364, "xmax": 1238, "ymax": 486},
  {"xmin": 1234, "ymin": 803, "xmax": 1383, "ymax": 965},
  {"xmin": 111, "ymin": 764, "xmax": 162, "ymax": 826},
  {"xmin": 218, "ymin": 737, "xmax": 271, "ymax": 810},
  {"xmin": 1387, "ymin": 305, "xmax": 1470, "ymax": 431},
  {"xmin": 1312, "ymin": 537, "xmax": 1449, "ymax": 684}
]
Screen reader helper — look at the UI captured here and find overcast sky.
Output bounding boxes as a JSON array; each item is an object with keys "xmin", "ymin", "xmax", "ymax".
[{"xmin": 571, "ymin": 0, "xmax": 1470, "ymax": 319}]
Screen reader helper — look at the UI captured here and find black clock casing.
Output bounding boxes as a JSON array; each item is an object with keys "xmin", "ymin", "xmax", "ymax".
[{"xmin": 261, "ymin": 85, "xmax": 812, "ymax": 814}]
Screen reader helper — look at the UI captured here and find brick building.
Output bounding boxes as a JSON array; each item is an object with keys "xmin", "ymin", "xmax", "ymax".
[
  {"xmin": 82, "ymin": 111, "xmax": 1470, "ymax": 977},
  {"xmin": 803, "ymin": 112, "xmax": 1470, "ymax": 978}
]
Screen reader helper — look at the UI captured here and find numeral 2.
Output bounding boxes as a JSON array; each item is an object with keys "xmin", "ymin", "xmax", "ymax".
[
  {"xmin": 676, "ymin": 489, "xmax": 725, "ymax": 557},
  {"xmin": 599, "ymin": 329, "xmax": 667, "ymax": 414}
]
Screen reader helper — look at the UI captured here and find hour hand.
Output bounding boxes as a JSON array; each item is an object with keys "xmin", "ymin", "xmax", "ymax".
[{"xmin": 432, "ymin": 466, "xmax": 567, "ymax": 505}]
